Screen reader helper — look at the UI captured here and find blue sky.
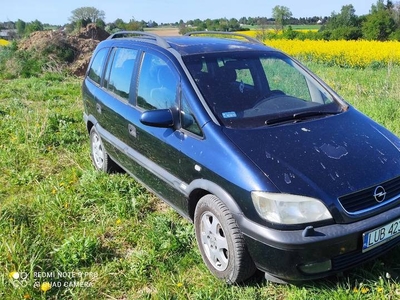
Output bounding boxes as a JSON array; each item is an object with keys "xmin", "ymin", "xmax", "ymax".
[{"xmin": 1, "ymin": 0, "xmax": 378, "ymax": 25}]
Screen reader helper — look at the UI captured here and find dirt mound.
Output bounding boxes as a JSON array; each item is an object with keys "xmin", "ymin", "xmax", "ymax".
[
  {"xmin": 76, "ymin": 23, "xmax": 110, "ymax": 41},
  {"xmin": 18, "ymin": 24, "xmax": 110, "ymax": 76}
]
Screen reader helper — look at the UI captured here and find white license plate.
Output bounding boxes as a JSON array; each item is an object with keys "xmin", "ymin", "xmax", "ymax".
[{"xmin": 363, "ymin": 218, "xmax": 400, "ymax": 252}]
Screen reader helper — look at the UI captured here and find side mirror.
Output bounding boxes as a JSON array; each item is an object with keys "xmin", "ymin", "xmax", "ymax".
[{"xmin": 140, "ymin": 109, "xmax": 174, "ymax": 128}]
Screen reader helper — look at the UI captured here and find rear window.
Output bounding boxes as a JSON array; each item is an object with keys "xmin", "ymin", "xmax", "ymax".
[
  {"xmin": 88, "ymin": 48, "xmax": 109, "ymax": 85},
  {"xmin": 104, "ymin": 48, "xmax": 138, "ymax": 101}
]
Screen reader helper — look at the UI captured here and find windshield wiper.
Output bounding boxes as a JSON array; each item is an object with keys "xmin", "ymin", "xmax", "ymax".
[{"xmin": 265, "ymin": 110, "xmax": 341, "ymax": 125}]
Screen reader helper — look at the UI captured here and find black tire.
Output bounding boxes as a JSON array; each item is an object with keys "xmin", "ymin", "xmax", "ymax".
[
  {"xmin": 194, "ymin": 194, "xmax": 256, "ymax": 284},
  {"xmin": 89, "ymin": 126, "xmax": 116, "ymax": 173}
]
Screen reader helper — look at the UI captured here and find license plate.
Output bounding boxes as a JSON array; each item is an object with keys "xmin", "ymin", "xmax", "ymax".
[{"xmin": 363, "ymin": 218, "xmax": 400, "ymax": 252}]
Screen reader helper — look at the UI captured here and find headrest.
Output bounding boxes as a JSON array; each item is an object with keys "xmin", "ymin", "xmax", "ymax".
[{"xmin": 218, "ymin": 65, "xmax": 237, "ymax": 82}]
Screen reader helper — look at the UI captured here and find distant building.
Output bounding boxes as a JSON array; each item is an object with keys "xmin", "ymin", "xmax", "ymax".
[{"xmin": 0, "ymin": 29, "xmax": 17, "ymax": 40}]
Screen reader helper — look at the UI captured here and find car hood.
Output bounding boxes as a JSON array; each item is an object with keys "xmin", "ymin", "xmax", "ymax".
[{"xmin": 223, "ymin": 108, "xmax": 400, "ymax": 201}]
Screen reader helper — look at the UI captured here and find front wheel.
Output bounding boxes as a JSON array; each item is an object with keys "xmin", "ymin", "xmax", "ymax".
[{"xmin": 194, "ymin": 194, "xmax": 256, "ymax": 284}]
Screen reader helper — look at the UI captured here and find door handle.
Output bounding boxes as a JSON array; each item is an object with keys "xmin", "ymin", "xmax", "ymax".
[
  {"xmin": 96, "ymin": 103, "xmax": 102, "ymax": 114},
  {"xmin": 128, "ymin": 124, "xmax": 137, "ymax": 138}
]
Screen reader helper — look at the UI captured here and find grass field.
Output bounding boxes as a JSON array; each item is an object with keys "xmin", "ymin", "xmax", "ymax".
[
  {"xmin": 1, "ymin": 62, "xmax": 400, "ymax": 299},
  {"xmin": 145, "ymin": 24, "xmax": 320, "ymax": 37},
  {"xmin": 241, "ymin": 25, "xmax": 321, "ymax": 31},
  {"xmin": 144, "ymin": 27, "xmax": 180, "ymax": 36}
]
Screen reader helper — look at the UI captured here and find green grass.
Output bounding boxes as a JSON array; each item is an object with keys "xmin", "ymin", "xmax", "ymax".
[
  {"xmin": 305, "ymin": 61, "xmax": 400, "ymax": 136},
  {"xmin": 242, "ymin": 24, "xmax": 321, "ymax": 31},
  {"xmin": 1, "ymin": 64, "xmax": 400, "ymax": 299}
]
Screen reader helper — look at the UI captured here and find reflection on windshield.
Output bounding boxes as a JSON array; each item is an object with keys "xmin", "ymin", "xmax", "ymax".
[{"xmin": 184, "ymin": 52, "xmax": 343, "ymax": 128}]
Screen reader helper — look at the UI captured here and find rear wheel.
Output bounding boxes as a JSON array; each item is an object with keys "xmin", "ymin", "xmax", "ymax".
[
  {"xmin": 89, "ymin": 126, "xmax": 116, "ymax": 173},
  {"xmin": 194, "ymin": 194, "xmax": 256, "ymax": 284}
]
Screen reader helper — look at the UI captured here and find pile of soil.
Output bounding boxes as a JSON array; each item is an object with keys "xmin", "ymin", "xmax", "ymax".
[{"xmin": 18, "ymin": 24, "xmax": 110, "ymax": 76}]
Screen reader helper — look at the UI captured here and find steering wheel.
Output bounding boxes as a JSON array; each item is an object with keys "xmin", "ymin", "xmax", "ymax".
[{"xmin": 253, "ymin": 89, "xmax": 286, "ymax": 107}]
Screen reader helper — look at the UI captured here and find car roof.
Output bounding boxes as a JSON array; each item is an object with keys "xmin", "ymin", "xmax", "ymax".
[
  {"xmin": 165, "ymin": 36, "xmax": 275, "ymax": 56},
  {"xmin": 102, "ymin": 31, "xmax": 277, "ymax": 56}
]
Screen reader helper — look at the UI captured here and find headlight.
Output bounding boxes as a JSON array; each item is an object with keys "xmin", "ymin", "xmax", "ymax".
[{"xmin": 251, "ymin": 192, "xmax": 332, "ymax": 225}]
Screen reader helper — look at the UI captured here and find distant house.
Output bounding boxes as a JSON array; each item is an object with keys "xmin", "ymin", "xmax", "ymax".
[{"xmin": 0, "ymin": 29, "xmax": 17, "ymax": 40}]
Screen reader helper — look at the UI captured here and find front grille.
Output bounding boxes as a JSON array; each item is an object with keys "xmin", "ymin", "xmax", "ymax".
[
  {"xmin": 338, "ymin": 176, "xmax": 400, "ymax": 214},
  {"xmin": 332, "ymin": 235, "xmax": 400, "ymax": 271}
]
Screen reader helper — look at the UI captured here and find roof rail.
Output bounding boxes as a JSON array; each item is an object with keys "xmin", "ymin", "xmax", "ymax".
[
  {"xmin": 107, "ymin": 31, "xmax": 170, "ymax": 49},
  {"xmin": 184, "ymin": 31, "xmax": 263, "ymax": 44}
]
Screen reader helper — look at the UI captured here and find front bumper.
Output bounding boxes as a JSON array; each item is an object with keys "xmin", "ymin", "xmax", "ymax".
[{"xmin": 237, "ymin": 205, "xmax": 400, "ymax": 281}]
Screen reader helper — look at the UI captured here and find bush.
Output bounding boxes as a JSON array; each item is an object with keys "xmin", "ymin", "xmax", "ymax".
[
  {"xmin": 330, "ymin": 27, "xmax": 362, "ymax": 40},
  {"xmin": 0, "ymin": 36, "xmax": 76, "ymax": 79},
  {"xmin": 0, "ymin": 47, "xmax": 47, "ymax": 79},
  {"xmin": 362, "ymin": 8, "xmax": 396, "ymax": 41},
  {"xmin": 0, "ymin": 42, "xmax": 19, "ymax": 79},
  {"xmin": 264, "ymin": 27, "xmax": 365, "ymax": 42},
  {"xmin": 17, "ymin": 51, "xmax": 48, "ymax": 77},
  {"xmin": 42, "ymin": 39, "xmax": 76, "ymax": 63},
  {"xmin": 389, "ymin": 29, "xmax": 400, "ymax": 41}
]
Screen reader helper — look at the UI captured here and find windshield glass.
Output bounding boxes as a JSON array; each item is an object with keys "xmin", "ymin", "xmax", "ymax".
[{"xmin": 184, "ymin": 51, "xmax": 343, "ymax": 128}]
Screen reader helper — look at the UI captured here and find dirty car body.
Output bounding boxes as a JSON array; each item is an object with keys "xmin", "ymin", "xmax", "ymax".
[{"xmin": 82, "ymin": 31, "xmax": 400, "ymax": 283}]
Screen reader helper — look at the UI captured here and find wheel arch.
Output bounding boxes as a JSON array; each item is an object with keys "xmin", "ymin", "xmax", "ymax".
[
  {"xmin": 84, "ymin": 113, "xmax": 97, "ymax": 135},
  {"xmin": 86, "ymin": 121, "xmax": 95, "ymax": 135},
  {"xmin": 187, "ymin": 179, "xmax": 244, "ymax": 221}
]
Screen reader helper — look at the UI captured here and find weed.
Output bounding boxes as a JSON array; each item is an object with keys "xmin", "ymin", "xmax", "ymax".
[{"xmin": 52, "ymin": 234, "xmax": 101, "ymax": 270}]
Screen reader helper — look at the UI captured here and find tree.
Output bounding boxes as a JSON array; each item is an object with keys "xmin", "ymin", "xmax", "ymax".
[
  {"xmin": 124, "ymin": 18, "xmax": 143, "ymax": 31},
  {"xmin": 391, "ymin": 1, "xmax": 400, "ymax": 26},
  {"xmin": 325, "ymin": 5, "xmax": 359, "ymax": 30},
  {"xmin": 272, "ymin": 5, "xmax": 293, "ymax": 31},
  {"xmin": 69, "ymin": 7, "xmax": 105, "ymax": 24},
  {"xmin": 96, "ymin": 19, "xmax": 106, "ymax": 29},
  {"xmin": 114, "ymin": 18, "xmax": 126, "ymax": 30},
  {"xmin": 363, "ymin": 1, "xmax": 396, "ymax": 40},
  {"xmin": 25, "ymin": 20, "xmax": 43, "ymax": 34},
  {"xmin": 16, "ymin": 19, "xmax": 26, "ymax": 36},
  {"xmin": 228, "ymin": 18, "xmax": 241, "ymax": 31},
  {"xmin": 370, "ymin": 0, "xmax": 387, "ymax": 13},
  {"xmin": 336, "ymin": 5, "xmax": 358, "ymax": 27},
  {"xmin": 319, "ymin": 4, "xmax": 363, "ymax": 40}
]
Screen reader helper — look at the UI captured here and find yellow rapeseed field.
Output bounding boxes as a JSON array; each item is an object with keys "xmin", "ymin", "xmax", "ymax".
[
  {"xmin": 0, "ymin": 39, "xmax": 9, "ymax": 46},
  {"xmin": 266, "ymin": 39, "xmax": 400, "ymax": 68},
  {"xmin": 241, "ymin": 31, "xmax": 400, "ymax": 68}
]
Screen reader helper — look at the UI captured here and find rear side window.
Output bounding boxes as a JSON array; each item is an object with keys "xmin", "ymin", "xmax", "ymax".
[
  {"xmin": 137, "ymin": 53, "xmax": 178, "ymax": 110},
  {"xmin": 104, "ymin": 48, "xmax": 138, "ymax": 100},
  {"xmin": 88, "ymin": 48, "xmax": 109, "ymax": 85}
]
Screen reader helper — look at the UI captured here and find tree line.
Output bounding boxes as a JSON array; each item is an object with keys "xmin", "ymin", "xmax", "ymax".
[
  {"xmin": 1, "ymin": 0, "xmax": 400, "ymax": 42},
  {"xmin": 305, "ymin": 1, "xmax": 400, "ymax": 41},
  {"xmin": 253, "ymin": 1, "xmax": 400, "ymax": 41}
]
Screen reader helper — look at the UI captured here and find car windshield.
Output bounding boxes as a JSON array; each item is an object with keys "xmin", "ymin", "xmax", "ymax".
[{"xmin": 184, "ymin": 51, "xmax": 343, "ymax": 128}]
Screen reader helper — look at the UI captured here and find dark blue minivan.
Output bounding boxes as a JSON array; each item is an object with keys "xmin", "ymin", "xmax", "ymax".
[{"xmin": 82, "ymin": 31, "xmax": 400, "ymax": 283}]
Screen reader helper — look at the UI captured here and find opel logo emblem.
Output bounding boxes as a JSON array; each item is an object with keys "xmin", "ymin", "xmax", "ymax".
[{"xmin": 373, "ymin": 186, "xmax": 386, "ymax": 203}]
